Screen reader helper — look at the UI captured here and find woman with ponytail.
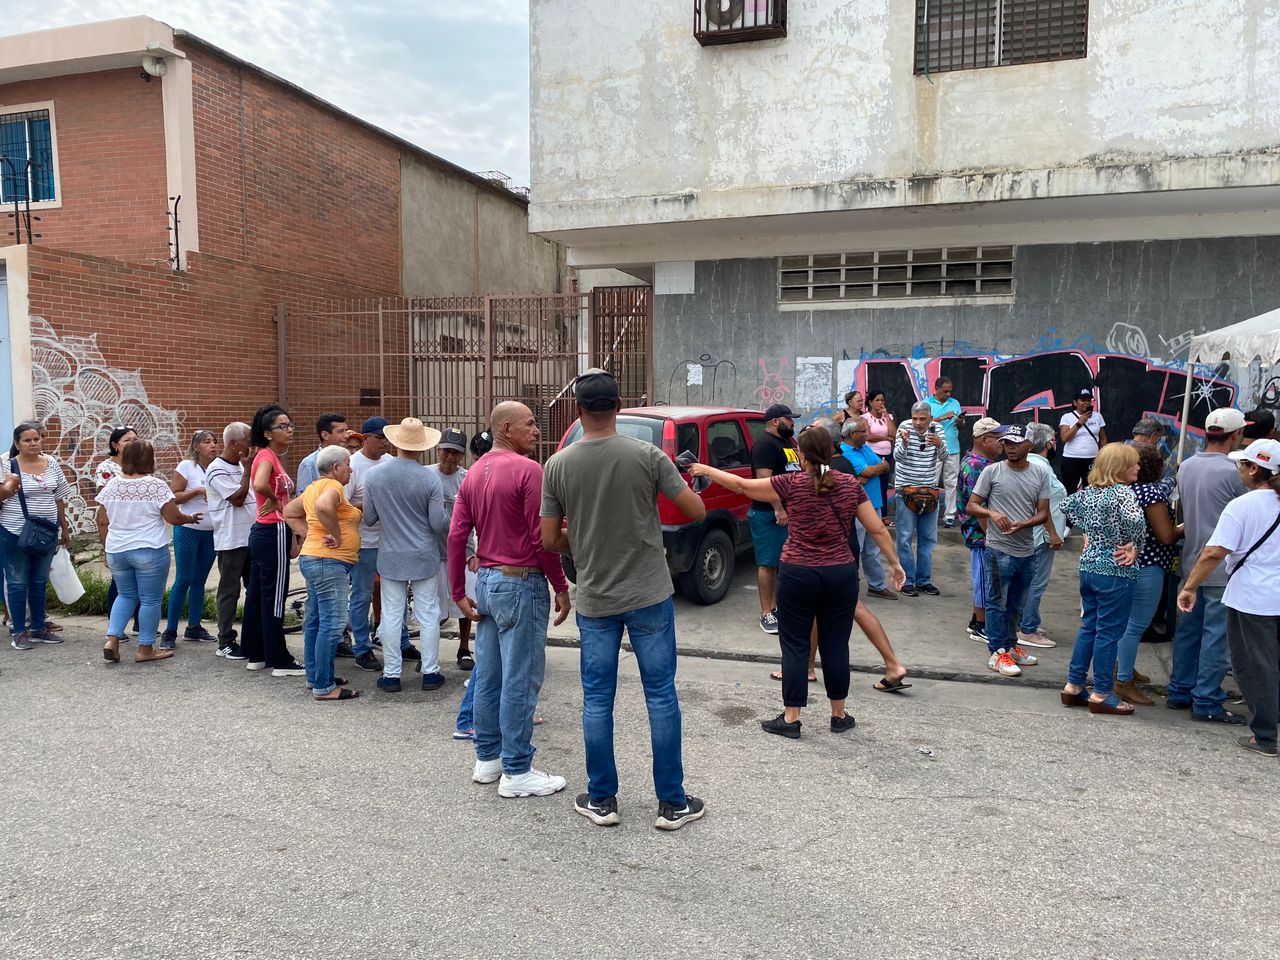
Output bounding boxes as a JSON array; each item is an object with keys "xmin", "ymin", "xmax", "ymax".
[
  {"xmin": 692, "ymin": 427, "xmax": 904, "ymax": 739},
  {"xmin": 1178, "ymin": 438, "xmax": 1280, "ymax": 756}
]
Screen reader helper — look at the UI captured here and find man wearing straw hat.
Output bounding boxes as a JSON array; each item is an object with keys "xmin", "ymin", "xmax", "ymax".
[{"xmin": 362, "ymin": 417, "xmax": 449, "ymax": 693}]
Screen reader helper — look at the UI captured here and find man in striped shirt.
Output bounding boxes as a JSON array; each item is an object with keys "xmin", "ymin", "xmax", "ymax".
[{"xmin": 893, "ymin": 401, "xmax": 948, "ymax": 597}]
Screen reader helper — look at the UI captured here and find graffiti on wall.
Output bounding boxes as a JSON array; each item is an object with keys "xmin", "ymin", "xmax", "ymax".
[
  {"xmin": 753, "ymin": 357, "xmax": 790, "ymax": 406},
  {"xmin": 29, "ymin": 316, "xmax": 184, "ymax": 534},
  {"xmin": 668, "ymin": 354, "xmax": 738, "ymax": 405}
]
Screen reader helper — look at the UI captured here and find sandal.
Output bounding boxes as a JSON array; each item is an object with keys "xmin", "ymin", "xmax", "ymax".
[
  {"xmin": 1088, "ymin": 693, "xmax": 1135, "ymax": 715},
  {"xmin": 315, "ymin": 688, "xmax": 360, "ymax": 702},
  {"xmin": 103, "ymin": 636, "xmax": 121, "ymax": 663},
  {"xmin": 1060, "ymin": 687, "xmax": 1090, "ymax": 707},
  {"xmin": 770, "ymin": 671, "xmax": 818, "ymax": 682},
  {"xmin": 873, "ymin": 676, "xmax": 912, "ymax": 694},
  {"xmin": 457, "ymin": 652, "xmax": 475, "ymax": 671}
]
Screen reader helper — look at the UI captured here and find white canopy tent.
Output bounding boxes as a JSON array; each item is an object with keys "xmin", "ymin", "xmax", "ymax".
[{"xmin": 1177, "ymin": 307, "xmax": 1280, "ymax": 463}]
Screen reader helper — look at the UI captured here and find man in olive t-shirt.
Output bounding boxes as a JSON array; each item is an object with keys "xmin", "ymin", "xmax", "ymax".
[{"xmin": 541, "ymin": 369, "xmax": 707, "ymax": 832}]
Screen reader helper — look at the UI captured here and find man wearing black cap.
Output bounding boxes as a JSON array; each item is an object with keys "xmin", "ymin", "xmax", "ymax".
[
  {"xmin": 428, "ymin": 428, "xmax": 476, "ymax": 671},
  {"xmin": 542, "ymin": 368, "xmax": 708, "ymax": 830},
  {"xmin": 750, "ymin": 403, "xmax": 801, "ymax": 634},
  {"xmin": 1058, "ymin": 387, "xmax": 1107, "ymax": 493}
]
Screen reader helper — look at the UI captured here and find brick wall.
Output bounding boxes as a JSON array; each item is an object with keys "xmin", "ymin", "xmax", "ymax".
[
  {"xmin": 0, "ymin": 69, "xmax": 169, "ymax": 264},
  {"xmin": 181, "ymin": 40, "xmax": 403, "ymax": 294}
]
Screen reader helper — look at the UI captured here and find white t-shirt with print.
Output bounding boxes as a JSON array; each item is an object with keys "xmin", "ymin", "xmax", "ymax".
[
  {"xmin": 1208, "ymin": 488, "xmax": 1280, "ymax": 616},
  {"xmin": 97, "ymin": 475, "xmax": 176, "ymax": 553},
  {"xmin": 175, "ymin": 460, "xmax": 213, "ymax": 531},
  {"xmin": 1059, "ymin": 410, "xmax": 1106, "ymax": 459}
]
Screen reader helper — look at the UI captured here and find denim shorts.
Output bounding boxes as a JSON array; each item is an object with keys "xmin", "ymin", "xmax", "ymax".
[
  {"xmin": 749, "ymin": 509, "xmax": 788, "ymax": 568},
  {"xmin": 969, "ymin": 546, "xmax": 987, "ymax": 607}
]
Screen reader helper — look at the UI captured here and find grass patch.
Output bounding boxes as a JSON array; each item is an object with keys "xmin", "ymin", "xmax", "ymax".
[{"xmin": 44, "ymin": 569, "xmax": 243, "ymax": 621}]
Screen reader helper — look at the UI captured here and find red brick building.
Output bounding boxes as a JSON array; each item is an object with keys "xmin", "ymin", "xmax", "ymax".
[{"xmin": 0, "ymin": 17, "xmax": 564, "ymax": 532}]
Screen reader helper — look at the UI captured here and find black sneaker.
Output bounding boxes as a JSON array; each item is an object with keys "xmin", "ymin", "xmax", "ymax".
[
  {"xmin": 830, "ymin": 713, "xmax": 857, "ymax": 733},
  {"xmin": 761, "ymin": 713, "xmax": 802, "ymax": 739},
  {"xmin": 421, "ymin": 671, "xmax": 446, "ymax": 690},
  {"xmin": 217, "ymin": 642, "xmax": 247, "ymax": 660},
  {"xmin": 574, "ymin": 793, "xmax": 621, "ymax": 826},
  {"xmin": 966, "ymin": 620, "xmax": 989, "ymax": 644},
  {"xmin": 1191, "ymin": 709, "xmax": 1246, "ymax": 725},
  {"xmin": 918, "ymin": 584, "xmax": 941, "ymax": 596},
  {"xmin": 655, "ymin": 796, "xmax": 705, "ymax": 831},
  {"xmin": 354, "ymin": 651, "xmax": 381, "ymax": 671},
  {"xmin": 401, "ymin": 645, "xmax": 421, "ymax": 661},
  {"xmin": 183, "ymin": 625, "xmax": 217, "ymax": 642},
  {"xmin": 900, "ymin": 586, "xmax": 919, "ymax": 597},
  {"xmin": 377, "ymin": 676, "xmax": 402, "ymax": 693},
  {"xmin": 159, "ymin": 629, "xmax": 178, "ymax": 650},
  {"xmin": 335, "ymin": 641, "xmax": 356, "ymax": 658}
]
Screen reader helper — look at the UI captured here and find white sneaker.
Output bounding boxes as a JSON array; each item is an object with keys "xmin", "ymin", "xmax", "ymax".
[
  {"xmin": 473, "ymin": 758, "xmax": 502, "ymax": 784},
  {"xmin": 1008, "ymin": 645, "xmax": 1039, "ymax": 667},
  {"xmin": 988, "ymin": 649, "xmax": 1022, "ymax": 677},
  {"xmin": 246, "ymin": 661, "xmax": 267, "ymax": 671},
  {"xmin": 498, "ymin": 768, "xmax": 567, "ymax": 798},
  {"xmin": 1017, "ymin": 630, "xmax": 1055, "ymax": 649}
]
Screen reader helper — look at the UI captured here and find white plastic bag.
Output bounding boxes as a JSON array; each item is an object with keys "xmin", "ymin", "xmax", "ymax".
[{"xmin": 50, "ymin": 547, "xmax": 85, "ymax": 605}]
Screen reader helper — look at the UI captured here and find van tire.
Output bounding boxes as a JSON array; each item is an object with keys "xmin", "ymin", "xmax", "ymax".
[{"xmin": 678, "ymin": 529, "xmax": 734, "ymax": 605}]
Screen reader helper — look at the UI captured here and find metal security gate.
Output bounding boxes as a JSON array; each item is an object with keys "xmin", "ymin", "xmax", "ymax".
[{"xmin": 283, "ymin": 288, "xmax": 651, "ymax": 462}]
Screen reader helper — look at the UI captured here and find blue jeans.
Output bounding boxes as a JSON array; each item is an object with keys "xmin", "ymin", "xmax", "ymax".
[
  {"xmin": 1116, "ymin": 565, "xmax": 1165, "ymax": 683},
  {"xmin": 456, "ymin": 675, "xmax": 475, "ymax": 733},
  {"xmin": 472, "ymin": 567, "xmax": 550, "ymax": 775},
  {"xmin": 1167, "ymin": 584, "xmax": 1230, "ymax": 714},
  {"xmin": 894, "ymin": 495, "xmax": 938, "ymax": 587},
  {"xmin": 1068, "ymin": 570, "xmax": 1136, "ymax": 696},
  {"xmin": 300, "ymin": 556, "xmax": 352, "ymax": 696},
  {"xmin": 0, "ymin": 527, "xmax": 56, "ymax": 635},
  {"xmin": 166, "ymin": 525, "xmax": 215, "ymax": 632},
  {"xmin": 1018, "ymin": 542, "xmax": 1056, "ymax": 634},
  {"xmin": 984, "ymin": 548, "xmax": 1036, "ymax": 653},
  {"xmin": 349, "ymin": 547, "xmax": 409, "ymax": 656},
  {"xmin": 107, "ymin": 546, "xmax": 171, "ymax": 646},
  {"xmin": 577, "ymin": 597, "xmax": 686, "ymax": 806},
  {"xmin": 855, "ymin": 519, "xmax": 885, "ymax": 592}
]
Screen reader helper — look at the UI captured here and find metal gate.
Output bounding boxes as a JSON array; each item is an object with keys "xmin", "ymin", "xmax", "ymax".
[{"xmin": 283, "ymin": 287, "xmax": 651, "ymax": 462}]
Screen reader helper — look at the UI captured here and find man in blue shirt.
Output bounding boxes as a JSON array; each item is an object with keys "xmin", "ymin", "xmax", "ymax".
[
  {"xmin": 927, "ymin": 377, "xmax": 963, "ymax": 527},
  {"xmin": 840, "ymin": 417, "xmax": 895, "ymax": 600},
  {"xmin": 295, "ymin": 413, "xmax": 351, "ymax": 495}
]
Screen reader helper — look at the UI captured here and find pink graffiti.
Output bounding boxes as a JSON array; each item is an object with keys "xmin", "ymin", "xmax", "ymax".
[{"xmin": 754, "ymin": 357, "xmax": 790, "ymax": 406}]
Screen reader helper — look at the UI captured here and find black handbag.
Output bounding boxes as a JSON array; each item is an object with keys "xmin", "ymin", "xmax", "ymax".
[{"xmin": 10, "ymin": 459, "xmax": 60, "ymax": 553}]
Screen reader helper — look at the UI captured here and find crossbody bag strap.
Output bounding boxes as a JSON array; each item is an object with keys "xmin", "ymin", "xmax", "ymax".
[
  {"xmin": 1227, "ymin": 510, "xmax": 1280, "ymax": 580},
  {"xmin": 1076, "ymin": 415, "xmax": 1099, "ymax": 447},
  {"xmin": 10, "ymin": 458, "xmax": 31, "ymax": 522},
  {"xmin": 823, "ymin": 485, "xmax": 859, "ymax": 564}
]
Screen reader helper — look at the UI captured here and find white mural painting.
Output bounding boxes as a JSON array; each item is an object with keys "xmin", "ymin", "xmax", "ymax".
[
  {"xmin": 28, "ymin": 316, "xmax": 184, "ymax": 535},
  {"xmin": 793, "ymin": 356, "xmax": 834, "ymax": 412}
]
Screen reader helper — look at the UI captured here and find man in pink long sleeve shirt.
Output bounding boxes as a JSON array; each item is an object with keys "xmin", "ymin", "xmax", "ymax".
[{"xmin": 448, "ymin": 401, "xmax": 571, "ymax": 799}]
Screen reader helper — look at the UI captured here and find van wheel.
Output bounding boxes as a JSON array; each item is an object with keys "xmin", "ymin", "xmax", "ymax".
[{"xmin": 679, "ymin": 529, "xmax": 734, "ymax": 605}]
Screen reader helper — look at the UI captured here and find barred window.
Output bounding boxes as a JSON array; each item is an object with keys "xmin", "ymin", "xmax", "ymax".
[
  {"xmin": 694, "ymin": 0, "xmax": 787, "ymax": 46},
  {"xmin": 0, "ymin": 108, "xmax": 56, "ymax": 203},
  {"xmin": 778, "ymin": 247, "xmax": 1015, "ymax": 303},
  {"xmin": 914, "ymin": 0, "xmax": 1088, "ymax": 75}
]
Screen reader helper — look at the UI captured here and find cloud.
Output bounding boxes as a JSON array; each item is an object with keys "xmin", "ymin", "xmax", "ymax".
[{"xmin": 8, "ymin": 0, "xmax": 531, "ymax": 183}]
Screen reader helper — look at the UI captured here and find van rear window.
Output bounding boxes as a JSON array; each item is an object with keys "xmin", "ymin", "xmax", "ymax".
[{"xmin": 561, "ymin": 415, "xmax": 664, "ymax": 448}]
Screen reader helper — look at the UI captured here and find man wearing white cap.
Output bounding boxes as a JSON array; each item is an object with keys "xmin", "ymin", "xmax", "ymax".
[
  {"xmin": 956, "ymin": 416, "xmax": 1006, "ymax": 645},
  {"xmin": 362, "ymin": 417, "xmax": 448, "ymax": 693},
  {"xmin": 427, "ymin": 428, "xmax": 476, "ymax": 671},
  {"xmin": 1167, "ymin": 407, "xmax": 1250, "ymax": 723}
]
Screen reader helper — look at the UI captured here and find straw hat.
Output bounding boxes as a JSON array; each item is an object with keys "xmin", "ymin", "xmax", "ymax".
[{"xmin": 382, "ymin": 417, "xmax": 442, "ymax": 452}]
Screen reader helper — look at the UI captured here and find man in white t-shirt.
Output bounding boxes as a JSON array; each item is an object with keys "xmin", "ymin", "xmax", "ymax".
[
  {"xmin": 1058, "ymin": 387, "xmax": 1107, "ymax": 493},
  {"xmin": 205, "ymin": 422, "xmax": 256, "ymax": 660},
  {"xmin": 346, "ymin": 417, "xmax": 418, "ymax": 672},
  {"xmin": 1177, "ymin": 438, "xmax": 1280, "ymax": 756}
]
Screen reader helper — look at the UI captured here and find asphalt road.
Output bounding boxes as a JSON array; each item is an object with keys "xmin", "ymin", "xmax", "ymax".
[{"xmin": 2, "ymin": 631, "xmax": 1275, "ymax": 960}]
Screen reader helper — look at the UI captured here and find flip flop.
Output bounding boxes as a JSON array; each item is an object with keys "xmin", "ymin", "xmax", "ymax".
[
  {"xmin": 873, "ymin": 677, "xmax": 912, "ymax": 694},
  {"xmin": 315, "ymin": 688, "xmax": 360, "ymax": 702},
  {"xmin": 770, "ymin": 671, "xmax": 818, "ymax": 682}
]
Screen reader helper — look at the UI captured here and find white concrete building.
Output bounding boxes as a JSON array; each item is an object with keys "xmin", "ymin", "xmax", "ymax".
[{"xmin": 531, "ymin": 0, "xmax": 1280, "ymax": 435}]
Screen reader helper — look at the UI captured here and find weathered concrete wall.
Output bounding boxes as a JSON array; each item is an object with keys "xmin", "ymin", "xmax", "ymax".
[
  {"xmin": 401, "ymin": 153, "xmax": 566, "ymax": 297},
  {"xmin": 655, "ymin": 237, "xmax": 1280, "ymax": 442},
  {"xmin": 531, "ymin": 0, "xmax": 1280, "ymax": 233}
]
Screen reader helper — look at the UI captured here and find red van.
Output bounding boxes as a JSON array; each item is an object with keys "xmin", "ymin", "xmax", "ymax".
[{"xmin": 557, "ymin": 406, "xmax": 766, "ymax": 605}]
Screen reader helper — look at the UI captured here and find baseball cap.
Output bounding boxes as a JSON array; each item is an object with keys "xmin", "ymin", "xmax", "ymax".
[
  {"xmin": 1205, "ymin": 408, "xmax": 1251, "ymax": 435},
  {"xmin": 1229, "ymin": 438, "xmax": 1280, "ymax": 470},
  {"xmin": 574, "ymin": 368, "xmax": 620, "ymax": 412},
  {"xmin": 360, "ymin": 416, "xmax": 389, "ymax": 437},
  {"xmin": 972, "ymin": 417, "xmax": 1006, "ymax": 438},
  {"xmin": 999, "ymin": 424, "xmax": 1031, "ymax": 444},
  {"xmin": 437, "ymin": 428, "xmax": 467, "ymax": 452},
  {"xmin": 763, "ymin": 403, "xmax": 796, "ymax": 421},
  {"xmin": 1075, "ymin": 387, "xmax": 1095, "ymax": 401}
]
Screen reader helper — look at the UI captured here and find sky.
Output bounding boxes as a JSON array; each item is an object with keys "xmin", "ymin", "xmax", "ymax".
[{"xmin": 11, "ymin": 0, "xmax": 533, "ymax": 184}]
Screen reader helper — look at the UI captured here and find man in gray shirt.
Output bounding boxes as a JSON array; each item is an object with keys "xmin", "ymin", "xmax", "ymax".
[
  {"xmin": 363, "ymin": 418, "xmax": 448, "ymax": 693},
  {"xmin": 1168, "ymin": 407, "xmax": 1250, "ymax": 722},
  {"xmin": 966, "ymin": 425, "xmax": 1053, "ymax": 677},
  {"xmin": 541, "ymin": 369, "xmax": 708, "ymax": 832}
]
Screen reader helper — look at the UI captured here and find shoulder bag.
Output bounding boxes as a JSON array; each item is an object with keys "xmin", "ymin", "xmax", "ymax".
[{"xmin": 10, "ymin": 458, "xmax": 61, "ymax": 553}]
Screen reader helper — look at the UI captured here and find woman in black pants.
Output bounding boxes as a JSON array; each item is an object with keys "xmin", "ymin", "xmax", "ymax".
[
  {"xmin": 245, "ymin": 405, "xmax": 305, "ymax": 677},
  {"xmin": 692, "ymin": 429, "xmax": 904, "ymax": 738}
]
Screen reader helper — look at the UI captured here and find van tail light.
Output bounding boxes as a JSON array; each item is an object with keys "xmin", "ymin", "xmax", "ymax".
[{"xmin": 662, "ymin": 419, "xmax": 679, "ymax": 466}]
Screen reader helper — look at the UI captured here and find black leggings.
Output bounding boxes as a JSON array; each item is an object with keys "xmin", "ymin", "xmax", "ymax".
[
  {"xmin": 1060, "ymin": 456, "xmax": 1094, "ymax": 494},
  {"xmin": 775, "ymin": 562, "xmax": 859, "ymax": 708},
  {"xmin": 245, "ymin": 522, "xmax": 293, "ymax": 668}
]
